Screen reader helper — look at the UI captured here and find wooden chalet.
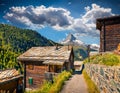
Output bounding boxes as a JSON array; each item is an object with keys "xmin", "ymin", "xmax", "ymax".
[
  {"xmin": 0, "ymin": 69, "xmax": 23, "ymax": 93},
  {"xmin": 17, "ymin": 46, "xmax": 74, "ymax": 90},
  {"xmin": 96, "ymin": 15, "xmax": 120, "ymax": 52}
]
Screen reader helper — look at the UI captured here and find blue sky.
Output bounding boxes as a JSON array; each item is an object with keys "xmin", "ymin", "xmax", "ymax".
[{"xmin": 0, "ymin": 0, "xmax": 120, "ymax": 44}]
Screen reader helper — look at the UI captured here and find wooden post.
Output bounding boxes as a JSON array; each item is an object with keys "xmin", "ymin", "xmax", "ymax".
[
  {"xmin": 103, "ymin": 21, "xmax": 106, "ymax": 52},
  {"xmin": 48, "ymin": 64, "xmax": 50, "ymax": 72},
  {"xmin": 87, "ymin": 45, "xmax": 90, "ymax": 62},
  {"xmin": 23, "ymin": 63, "xmax": 26, "ymax": 91}
]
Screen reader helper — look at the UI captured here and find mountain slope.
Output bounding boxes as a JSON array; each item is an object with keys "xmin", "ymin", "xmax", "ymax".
[
  {"xmin": 0, "ymin": 24, "xmax": 56, "ymax": 53},
  {"xmin": 0, "ymin": 47, "xmax": 18, "ymax": 69},
  {"xmin": 73, "ymin": 46, "xmax": 88, "ymax": 61},
  {"xmin": 61, "ymin": 34, "xmax": 85, "ymax": 45},
  {"xmin": 61, "ymin": 34, "xmax": 87, "ymax": 60},
  {"xmin": 0, "ymin": 23, "xmax": 57, "ymax": 70},
  {"xmin": 61, "ymin": 33, "xmax": 100, "ymax": 60}
]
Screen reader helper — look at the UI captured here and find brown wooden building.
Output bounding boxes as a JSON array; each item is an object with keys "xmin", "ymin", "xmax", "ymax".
[
  {"xmin": 0, "ymin": 69, "xmax": 23, "ymax": 93},
  {"xmin": 17, "ymin": 46, "xmax": 74, "ymax": 90},
  {"xmin": 96, "ymin": 15, "xmax": 120, "ymax": 52}
]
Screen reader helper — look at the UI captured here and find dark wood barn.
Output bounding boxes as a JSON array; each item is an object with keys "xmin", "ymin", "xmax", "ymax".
[
  {"xmin": 17, "ymin": 46, "xmax": 74, "ymax": 90},
  {"xmin": 0, "ymin": 69, "xmax": 23, "ymax": 93},
  {"xmin": 96, "ymin": 15, "xmax": 120, "ymax": 52}
]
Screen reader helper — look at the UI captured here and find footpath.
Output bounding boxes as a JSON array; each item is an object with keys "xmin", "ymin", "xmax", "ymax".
[{"xmin": 60, "ymin": 63, "xmax": 88, "ymax": 93}]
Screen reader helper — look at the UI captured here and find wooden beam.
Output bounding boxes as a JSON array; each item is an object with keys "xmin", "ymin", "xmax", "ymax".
[
  {"xmin": 103, "ymin": 21, "xmax": 106, "ymax": 52},
  {"xmin": 48, "ymin": 64, "xmax": 50, "ymax": 72},
  {"xmin": 0, "ymin": 80, "xmax": 17, "ymax": 90},
  {"xmin": 23, "ymin": 63, "xmax": 26, "ymax": 91},
  {"xmin": 96, "ymin": 15, "xmax": 120, "ymax": 30}
]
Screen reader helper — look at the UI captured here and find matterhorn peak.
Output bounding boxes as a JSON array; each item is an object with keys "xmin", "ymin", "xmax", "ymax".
[
  {"xmin": 66, "ymin": 33, "xmax": 76, "ymax": 41},
  {"xmin": 61, "ymin": 33, "xmax": 85, "ymax": 45}
]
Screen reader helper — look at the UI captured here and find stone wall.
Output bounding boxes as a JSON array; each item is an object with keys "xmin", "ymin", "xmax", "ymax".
[{"xmin": 85, "ymin": 64, "xmax": 120, "ymax": 93}]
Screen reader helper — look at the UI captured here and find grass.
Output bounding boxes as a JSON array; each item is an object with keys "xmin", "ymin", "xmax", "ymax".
[
  {"xmin": 29, "ymin": 81, "xmax": 52, "ymax": 93},
  {"xmin": 84, "ymin": 53, "xmax": 120, "ymax": 66},
  {"xmin": 28, "ymin": 70, "xmax": 72, "ymax": 93},
  {"xmin": 83, "ymin": 70, "xmax": 100, "ymax": 93},
  {"xmin": 49, "ymin": 70, "xmax": 71, "ymax": 93}
]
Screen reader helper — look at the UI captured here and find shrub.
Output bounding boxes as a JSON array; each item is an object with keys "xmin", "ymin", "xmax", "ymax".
[
  {"xmin": 49, "ymin": 71, "xmax": 71, "ymax": 93},
  {"xmin": 84, "ymin": 53, "xmax": 120, "ymax": 66},
  {"xmin": 28, "ymin": 70, "xmax": 72, "ymax": 93},
  {"xmin": 29, "ymin": 81, "xmax": 52, "ymax": 93}
]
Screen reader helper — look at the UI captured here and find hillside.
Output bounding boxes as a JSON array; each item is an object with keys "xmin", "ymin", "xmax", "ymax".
[
  {"xmin": 0, "ymin": 47, "xmax": 19, "ymax": 70},
  {"xmin": 61, "ymin": 34, "xmax": 100, "ymax": 61},
  {"xmin": 0, "ymin": 24, "xmax": 57, "ymax": 70},
  {"xmin": 73, "ymin": 46, "xmax": 88, "ymax": 61},
  {"xmin": 0, "ymin": 24, "xmax": 56, "ymax": 53}
]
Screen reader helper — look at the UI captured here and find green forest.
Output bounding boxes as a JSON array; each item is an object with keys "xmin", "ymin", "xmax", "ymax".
[
  {"xmin": 0, "ymin": 23, "xmax": 88, "ymax": 70},
  {"xmin": 0, "ymin": 24, "xmax": 56, "ymax": 70}
]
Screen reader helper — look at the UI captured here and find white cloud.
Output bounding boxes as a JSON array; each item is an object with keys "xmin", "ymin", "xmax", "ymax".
[
  {"xmin": 84, "ymin": 6, "xmax": 90, "ymax": 12},
  {"xmin": 4, "ymin": 4, "xmax": 115, "ymax": 37},
  {"xmin": 72, "ymin": 3, "xmax": 114, "ymax": 37},
  {"xmin": 82, "ymin": 4, "xmax": 114, "ymax": 24},
  {"xmin": 4, "ymin": 5, "xmax": 73, "ymax": 30}
]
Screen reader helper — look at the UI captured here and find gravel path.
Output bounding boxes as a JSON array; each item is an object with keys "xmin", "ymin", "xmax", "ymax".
[{"xmin": 60, "ymin": 74, "xmax": 88, "ymax": 93}]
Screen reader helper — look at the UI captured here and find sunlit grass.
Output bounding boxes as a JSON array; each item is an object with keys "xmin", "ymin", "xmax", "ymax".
[
  {"xmin": 83, "ymin": 70, "xmax": 100, "ymax": 93},
  {"xmin": 84, "ymin": 53, "xmax": 120, "ymax": 66},
  {"xmin": 49, "ymin": 71, "xmax": 71, "ymax": 93},
  {"xmin": 28, "ymin": 70, "xmax": 72, "ymax": 93}
]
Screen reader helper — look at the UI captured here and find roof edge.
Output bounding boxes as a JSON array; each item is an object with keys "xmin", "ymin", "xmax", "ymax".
[{"xmin": 96, "ymin": 15, "xmax": 120, "ymax": 30}]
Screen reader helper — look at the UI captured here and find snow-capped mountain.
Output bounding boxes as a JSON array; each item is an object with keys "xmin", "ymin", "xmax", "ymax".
[
  {"xmin": 61, "ymin": 34, "xmax": 85, "ymax": 45},
  {"xmin": 61, "ymin": 33, "xmax": 100, "ymax": 51},
  {"xmin": 61, "ymin": 34, "xmax": 100, "ymax": 51},
  {"xmin": 90, "ymin": 44, "xmax": 100, "ymax": 51}
]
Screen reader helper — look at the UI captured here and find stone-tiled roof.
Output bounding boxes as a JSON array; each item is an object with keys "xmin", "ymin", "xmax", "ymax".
[
  {"xmin": 43, "ymin": 60, "xmax": 64, "ymax": 65},
  {"xmin": 0, "ymin": 69, "xmax": 22, "ymax": 82},
  {"xmin": 74, "ymin": 61, "xmax": 83, "ymax": 66},
  {"xmin": 17, "ymin": 46, "xmax": 73, "ymax": 62}
]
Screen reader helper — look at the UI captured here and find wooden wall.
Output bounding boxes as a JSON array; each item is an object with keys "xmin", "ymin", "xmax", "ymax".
[
  {"xmin": 49, "ymin": 65, "xmax": 62, "ymax": 73},
  {"xmin": 0, "ymin": 80, "xmax": 17, "ymax": 93},
  {"xmin": 26, "ymin": 64, "xmax": 47, "ymax": 89},
  {"xmin": 100, "ymin": 25, "xmax": 104, "ymax": 52},
  {"xmin": 0, "ymin": 76, "xmax": 23, "ymax": 93},
  {"xmin": 69, "ymin": 50, "xmax": 74, "ymax": 70},
  {"xmin": 100, "ymin": 24, "xmax": 120, "ymax": 52}
]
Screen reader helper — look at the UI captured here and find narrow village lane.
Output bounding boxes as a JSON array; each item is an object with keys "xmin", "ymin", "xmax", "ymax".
[{"xmin": 60, "ymin": 74, "xmax": 88, "ymax": 93}]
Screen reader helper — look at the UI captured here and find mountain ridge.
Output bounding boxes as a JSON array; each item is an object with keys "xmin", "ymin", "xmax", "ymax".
[
  {"xmin": 0, "ymin": 23, "xmax": 57, "ymax": 70},
  {"xmin": 61, "ymin": 33, "xmax": 100, "ymax": 51},
  {"xmin": 0, "ymin": 23, "xmax": 57, "ymax": 53},
  {"xmin": 61, "ymin": 33, "xmax": 85, "ymax": 45}
]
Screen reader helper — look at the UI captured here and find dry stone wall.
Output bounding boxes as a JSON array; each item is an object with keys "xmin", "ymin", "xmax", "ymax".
[{"xmin": 85, "ymin": 63, "xmax": 120, "ymax": 93}]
